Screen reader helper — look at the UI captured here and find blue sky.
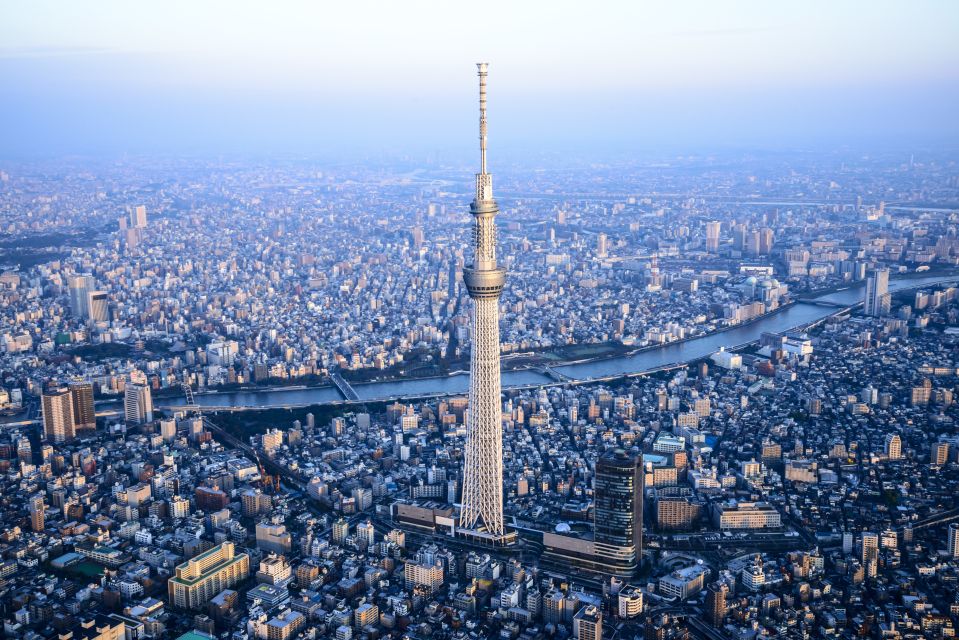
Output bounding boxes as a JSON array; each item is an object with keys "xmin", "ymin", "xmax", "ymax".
[{"xmin": 2, "ymin": 0, "xmax": 958, "ymax": 158}]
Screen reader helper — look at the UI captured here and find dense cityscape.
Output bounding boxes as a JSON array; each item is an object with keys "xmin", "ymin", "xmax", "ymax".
[
  {"xmin": 2, "ymin": 3, "xmax": 959, "ymax": 638},
  {"xmin": 3, "ymin": 122, "xmax": 959, "ymax": 639}
]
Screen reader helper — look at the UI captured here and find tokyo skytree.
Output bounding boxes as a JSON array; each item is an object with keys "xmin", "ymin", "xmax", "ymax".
[{"xmin": 459, "ymin": 62, "xmax": 507, "ymax": 537}]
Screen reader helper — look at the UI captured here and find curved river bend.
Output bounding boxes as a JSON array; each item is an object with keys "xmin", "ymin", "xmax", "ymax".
[{"xmin": 163, "ymin": 274, "xmax": 957, "ymax": 410}]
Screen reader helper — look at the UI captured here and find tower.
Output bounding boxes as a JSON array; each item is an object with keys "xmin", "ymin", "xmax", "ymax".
[
  {"xmin": 459, "ymin": 63, "xmax": 508, "ymax": 539},
  {"xmin": 948, "ymin": 523, "xmax": 959, "ymax": 558}
]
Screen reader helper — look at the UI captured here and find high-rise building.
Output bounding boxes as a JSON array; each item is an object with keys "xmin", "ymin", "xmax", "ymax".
[
  {"xmin": 593, "ymin": 449, "xmax": 643, "ymax": 575},
  {"xmin": 573, "ymin": 605, "xmax": 602, "ymax": 640},
  {"xmin": 404, "ymin": 559, "xmax": 444, "ymax": 595},
  {"xmin": 241, "ymin": 489, "xmax": 272, "ymax": 517},
  {"xmin": 933, "ymin": 441, "xmax": 950, "ymax": 466},
  {"xmin": 864, "ymin": 268, "xmax": 890, "ymax": 316},
  {"xmin": 758, "ymin": 227, "xmax": 774, "ymax": 254},
  {"xmin": 332, "ymin": 518, "xmax": 350, "ymax": 544},
  {"xmin": 170, "ymin": 495, "xmax": 191, "ymax": 519},
  {"xmin": 29, "ymin": 494, "xmax": 45, "ymax": 532},
  {"xmin": 67, "ymin": 274, "xmax": 95, "ymax": 318},
  {"xmin": 120, "ymin": 215, "xmax": 141, "ymax": 250},
  {"xmin": 459, "ymin": 63, "xmax": 509, "ymax": 542},
  {"xmin": 130, "ymin": 205, "xmax": 148, "ymax": 228},
  {"xmin": 597, "ymin": 232, "xmax": 608, "ymax": 257},
  {"xmin": 705, "ymin": 581, "xmax": 729, "ymax": 626},
  {"xmin": 411, "ymin": 225, "xmax": 424, "ymax": 249},
  {"xmin": 167, "ymin": 542, "xmax": 250, "ymax": 609},
  {"xmin": 124, "ymin": 383, "xmax": 153, "ymax": 424},
  {"xmin": 861, "ymin": 531, "xmax": 879, "ymax": 578},
  {"xmin": 69, "ymin": 382, "xmax": 96, "ymax": 433},
  {"xmin": 87, "ymin": 290, "xmax": 109, "ymax": 322},
  {"xmin": 705, "ymin": 221, "xmax": 721, "ymax": 253},
  {"xmin": 885, "ymin": 433, "xmax": 902, "ymax": 460},
  {"xmin": 948, "ymin": 523, "xmax": 959, "ymax": 558},
  {"xmin": 356, "ymin": 520, "xmax": 375, "ymax": 549},
  {"xmin": 42, "ymin": 388, "xmax": 75, "ymax": 443}
]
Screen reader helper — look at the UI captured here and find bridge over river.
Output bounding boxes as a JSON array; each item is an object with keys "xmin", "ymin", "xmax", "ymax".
[{"xmin": 157, "ymin": 273, "xmax": 958, "ymax": 412}]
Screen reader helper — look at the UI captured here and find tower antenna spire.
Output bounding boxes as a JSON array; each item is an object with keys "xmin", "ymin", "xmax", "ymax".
[
  {"xmin": 478, "ymin": 62, "xmax": 488, "ymax": 175},
  {"xmin": 475, "ymin": 63, "xmax": 493, "ymax": 203}
]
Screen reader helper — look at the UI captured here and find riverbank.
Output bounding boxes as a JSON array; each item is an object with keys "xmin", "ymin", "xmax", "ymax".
[{"xmin": 157, "ymin": 272, "xmax": 959, "ymax": 412}]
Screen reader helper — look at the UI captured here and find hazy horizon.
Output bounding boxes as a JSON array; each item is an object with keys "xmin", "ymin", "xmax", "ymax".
[{"xmin": 2, "ymin": 0, "xmax": 958, "ymax": 159}]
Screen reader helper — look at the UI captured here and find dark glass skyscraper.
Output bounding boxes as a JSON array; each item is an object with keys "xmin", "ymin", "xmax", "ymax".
[{"xmin": 593, "ymin": 448, "xmax": 643, "ymax": 574}]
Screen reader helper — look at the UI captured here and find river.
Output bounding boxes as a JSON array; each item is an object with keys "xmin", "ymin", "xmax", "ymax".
[{"xmin": 162, "ymin": 273, "xmax": 958, "ymax": 410}]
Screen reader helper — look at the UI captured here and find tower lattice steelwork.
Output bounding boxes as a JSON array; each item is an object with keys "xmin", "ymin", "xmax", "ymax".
[{"xmin": 459, "ymin": 62, "xmax": 507, "ymax": 537}]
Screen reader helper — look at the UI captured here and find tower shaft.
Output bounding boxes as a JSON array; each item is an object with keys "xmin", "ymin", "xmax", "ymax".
[{"xmin": 460, "ymin": 63, "xmax": 506, "ymax": 536}]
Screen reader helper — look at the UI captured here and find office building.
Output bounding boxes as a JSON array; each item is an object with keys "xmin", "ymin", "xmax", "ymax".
[
  {"xmin": 864, "ymin": 268, "xmax": 890, "ymax": 316},
  {"xmin": 167, "ymin": 542, "xmax": 250, "ymax": 609},
  {"xmin": 69, "ymin": 382, "xmax": 96, "ymax": 433},
  {"xmin": 68, "ymin": 274, "xmax": 95, "ymax": 318},
  {"xmin": 658, "ymin": 564, "xmax": 708, "ymax": 600},
  {"xmin": 948, "ymin": 523, "xmax": 959, "ymax": 558},
  {"xmin": 130, "ymin": 205, "xmax": 147, "ymax": 228},
  {"xmin": 124, "ymin": 383, "xmax": 153, "ymax": 424},
  {"xmin": 459, "ymin": 63, "xmax": 510, "ymax": 542},
  {"xmin": 712, "ymin": 501, "xmax": 781, "ymax": 529},
  {"xmin": 87, "ymin": 291, "xmax": 109, "ymax": 322},
  {"xmin": 42, "ymin": 388, "xmax": 75, "ymax": 443},
  {"xmin": 593, "ymin": 449, "xmax": 643, "ymax": 574}
]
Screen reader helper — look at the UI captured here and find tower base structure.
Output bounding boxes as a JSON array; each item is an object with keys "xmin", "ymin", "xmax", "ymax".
[{"xmin": 455, "ymin": 523, "xmax": 518, "ymax": 548}]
